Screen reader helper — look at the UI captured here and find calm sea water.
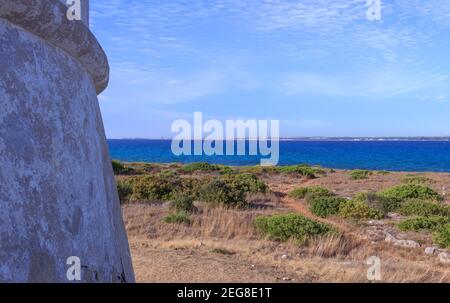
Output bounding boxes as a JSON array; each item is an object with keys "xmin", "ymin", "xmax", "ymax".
[{"xmin": 107, "ymin": 139, "xmax": 450, "ymax": 172}]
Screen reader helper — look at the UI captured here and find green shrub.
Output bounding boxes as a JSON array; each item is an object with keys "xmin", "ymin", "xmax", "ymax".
[
  {"xmin": 401, "ymin": 175, "xmax": 434, "ymax": 185},
  {"xmin": 195, "ymin": 173, "xmax": 267, "ymax": 208},
  {"xmin": 377, "ymin": 170, "xmax": 390, "ymax": 175},
  {"xmin": 130, "ymin": 175, "xmax": 180, "ymax": 201},
  {"xmin": 218, "ymin": 166, "xmax": 235, "ymax": 175},
  {"xmin": 182, "ymin": 162, "xmax": 220, "ymax": 172},
  {"xmin": 353, "ymin": 192, "xmax": 399, "ymax": 214},
  {"xmin": 178, "ymin": 177, "xmax": 205, "ymax": 200},
  {"xmin": 221, "ymin": 173, "xmax": 267, "ymax": 194},
  {"xmin": 398, "ymin": 216, "xmax": 449, "ymax": 232},
  {"xmin": 254, "ymin": 213, "xmax": 336, "ymax": 243},
  {"xmin": 288, "ymin": 186, "xmax": 333, "ymax": 200},
  {"xmin": 116, "ymin": 178, "xmax": 133, "ymax": 203},
  {"xmin": 277, "ymin": 164, "xmax": 317, "ymax": 179},
  {"xmin": 338, "ymin": 200, "xmax": 384, "ymax": 220},
  {"xmin": 433, "ymin": 223, "xmax": 450, "ymax": 248},
  {"xmin": 399, "ymin": 199, "xmax": 449, "ymax": 217},
  {"xmin": 158, "ymin": 169, "xmax": 179, "ymax": 178},
  {"xmin": 199, "ymin": 179, "xmax": 247, "ymax": 208},
  {"xmin": 350, "ymin": 170, "xmax": 372, "ymax": 180},
  {"xmin": 169, "ymin": 194, "xmax": 196, "ymax": 213},
  {"xmin": 378, "ymin": 184, "xmax": 442, "ymax": 203},
  {"xmin": 112, "ymin": 160, "xmax": 133, "ymax": 175},
  {"xmin": 163, "ymin": 211, "xmax": 191, "ymax": 224},
  {"xmin": 309, "ymin": 196, "xmax": 347, "ymax": 218},
  {"xmin": 313, "ymin": 167, "xmax": 327, "ymax": 175}
]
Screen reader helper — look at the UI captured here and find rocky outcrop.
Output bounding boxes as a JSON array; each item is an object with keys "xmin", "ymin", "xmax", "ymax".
[{"xmin": 384, "ymin": 232, "xmax": 420, "ymax": 248}]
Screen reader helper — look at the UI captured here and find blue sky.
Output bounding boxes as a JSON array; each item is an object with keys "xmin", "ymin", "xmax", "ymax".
[{"xmin": 90, "ymin": 0, "xmax": 450, "ymax": 138}]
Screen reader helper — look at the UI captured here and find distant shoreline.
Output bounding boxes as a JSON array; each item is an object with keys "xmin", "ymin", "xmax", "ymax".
[
  {"xmin": 108, "ymin": 137, "xmax": 450, "ymax": 142},
  {"xmin": 107, "ymin": 140, "xmax": 450, "ymax": 172}
]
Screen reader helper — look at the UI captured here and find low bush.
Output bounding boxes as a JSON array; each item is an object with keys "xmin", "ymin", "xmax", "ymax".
[
  {"xmin": 433, "ymin": 223, "xmax": 450, "ymax": 248},
  {"xmin": 350, "ymin": 170, "xmax": 372, "ymax": 180},
  {"xmin": 377, "ymin": 170, "xmax": 390, "ymax": 175},
  {"xmin": 288, "ymin": 186, "xmax": 333, "ymax": 200},
  {"xmin": 116, "ymin": 178, "xmax": 133, "ymax": 203},
  {"xmin": 338, "ymin": 200, "xmax": 384, "ymax": 220},
  {"xmin": 309, "ymin": 196, "xmax": 347, "ymax": 218},
  {"xmin": 221, "ymin": 173, "xmax": 267, "ymax": 194},
  {"xmin": 277, "ymin": 164, "xmax": 317, "ymax": 179},
  {"xmin": 401, "ymin": 174, "xmax": 434, "ymax": 185},
  {"xmin": 182, "ymin": 162, "xmax": 220, "ymax": 172},
  {"xmin": 398, "ymin": 216, "xmax": 449, "ymax": 232},
  {"xmin": 112, "ymin": 160, "xmax": 133, "ymax": 175},
  {"xmin": 254, "ymin": 213, "xmax": 336, "ymax": 243},
  {"xmin": 199, "ymin": 179, "xmax": 247, "ymax": 208},
  {"xmin": 157, "ymin": 169, "xmax": 179, "ymax": 178},
  {"xmin": 169, "ymin": 194, "xmax": 196, "ymax": 213},
  {"xmin": 353, "ymin": 192, "xmax": 399, "ymax": 214},
  {"xmin": 218, "ymin": 166, "xmax": 235, "ymax": 175},
  {"xmin": 130, "ymin": 175, "xmax": 180, "ymax": 201},
  {"xmin": 198, "ymin": 173, "xmax": 268, "ymax": 207},
  {"xmin": 399, "ymin": 199, "xmax": 449, "ymax": 217},
  {"xmin": 178, "ymin": 177, "xmax": 205, "ymax": 200},
  {"xmin": 163, "ymin": 211, "xmax": 191, "ymax": 224},
  {"xmin": 378, "ymin": 184, "xmax": 442, "ymax": 204}
]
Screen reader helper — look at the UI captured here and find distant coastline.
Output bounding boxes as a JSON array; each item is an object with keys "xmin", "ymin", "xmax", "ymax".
[
  {"xmin": 108, "ymin": 139, "xmax": 450, "ymax": 172},
  {"xmin": 108, "ymin": 137, "xmax": 450, "ymax": 141}
]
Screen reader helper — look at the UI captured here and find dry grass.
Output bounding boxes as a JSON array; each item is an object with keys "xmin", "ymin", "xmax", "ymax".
[
  {"xmin": 124, "ymin": 202, "xmax": 450, "ymax": 283},
  {"xmin": 121, "ymin": 167, "xmax": 450, "ymax": 283}
]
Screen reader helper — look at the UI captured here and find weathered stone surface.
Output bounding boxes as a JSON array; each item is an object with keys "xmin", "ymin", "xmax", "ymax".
[
  {"xmin": 384, "ymin": 232, "xmax": 420, "ymax": 249},
  {"xmin": 424, "ymin": 246, "xmax": 438, "ymax": 256},
  {"xmin": 393, "ymin": 240, "xmax": 420, "ymax": 249},
  {"xmin": 0, "ymin": 0, "xmax": 134, "ymax": 282},
  {"xmin": 438, "ymin": 252, "xmax": 450, "ymax": 265},
  {"xmin": 0, "ymin": 0, "xmax": 108, "ymax": 93}
]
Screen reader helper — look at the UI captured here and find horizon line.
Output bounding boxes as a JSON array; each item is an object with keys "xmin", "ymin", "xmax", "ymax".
[{"xmin": 106, "ymin": 136, "xmax": 450, "ymax": 141}]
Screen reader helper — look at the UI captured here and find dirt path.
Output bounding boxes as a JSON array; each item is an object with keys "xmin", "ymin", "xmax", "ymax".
[
  {"xmin": 268, "ymin": 181, "xmax": 353, "ymax": 233},
  {"xmin": 130, "ymin": 239, "xmax": 299, "ymax": 283}
]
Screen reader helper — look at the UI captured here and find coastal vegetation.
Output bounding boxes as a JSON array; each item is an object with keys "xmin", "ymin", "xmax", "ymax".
[
  {"xmin": 309, "ymin": 196, "xmax": 347, "ymax": 218},
  {"xmin": 288, "ymin": 186, "xmax": 333, "ymax": 200},
  {"xmin": 378, "ymin": 184, "xmax": 442, "ymax": 203},
  {"xmin": 254, "ymin": 213, "xmax": 336, "ymax": 243},
  {"xmin": 399, "ymin": 200, "xmax": 449, "ymax": 217},
  {"xmin": 352, "ymin": 192, "xmax": 397, "ymax": 214},
  {"xmin": 116, "ymin": 161, "xmax": 450, "ymax": 282},
  {"xmin": 433, "ymin": 224, "xmax": 450, "ymax": 248},
  {"xmin": 398, "ymin": 216, "xmax": 449, "ymax": 232},
  {"xmin": 163, "ymin": 211, "xmax": 191, "ymax": 225},
  {"xmin": 182, "ymin": 162, "xmax": 221, "ymax": 172},
  {"xmin": 349, "ymin": 170, "xmax": 372, "ymax": 180},
  {"xmin": 401, "ymin": 174, "xmax": 435, "ymax": 185},
  {"xmin": 338, "ymin": 199, "xmax": 384, "ymax": 220}
]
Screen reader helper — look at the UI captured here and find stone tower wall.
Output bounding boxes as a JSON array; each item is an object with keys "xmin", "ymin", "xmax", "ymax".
[{"xmin": 0, "ymin": 0, "xmax": 135, "ymax": 282}]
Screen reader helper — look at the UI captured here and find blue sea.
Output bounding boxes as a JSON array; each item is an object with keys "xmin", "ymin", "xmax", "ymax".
[{"xmin": 107, "ymin": 139, "xmax": 450, "ymax": 172}]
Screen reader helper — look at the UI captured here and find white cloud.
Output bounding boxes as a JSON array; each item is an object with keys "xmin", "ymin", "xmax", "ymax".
[{"xmin": 280, "ymin": 69, "xmax": 449, "ymax": 98}]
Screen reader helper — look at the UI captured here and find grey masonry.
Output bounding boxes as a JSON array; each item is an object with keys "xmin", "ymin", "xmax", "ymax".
[{"xmin": 0, "ymin": 0, "xmax": 135, "ymax": 282}]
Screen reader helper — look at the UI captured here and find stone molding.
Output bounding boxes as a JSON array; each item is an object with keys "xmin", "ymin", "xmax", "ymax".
[{"xmin": 0, "ymin": 0, "xmax": 108, "ymax": 94}]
